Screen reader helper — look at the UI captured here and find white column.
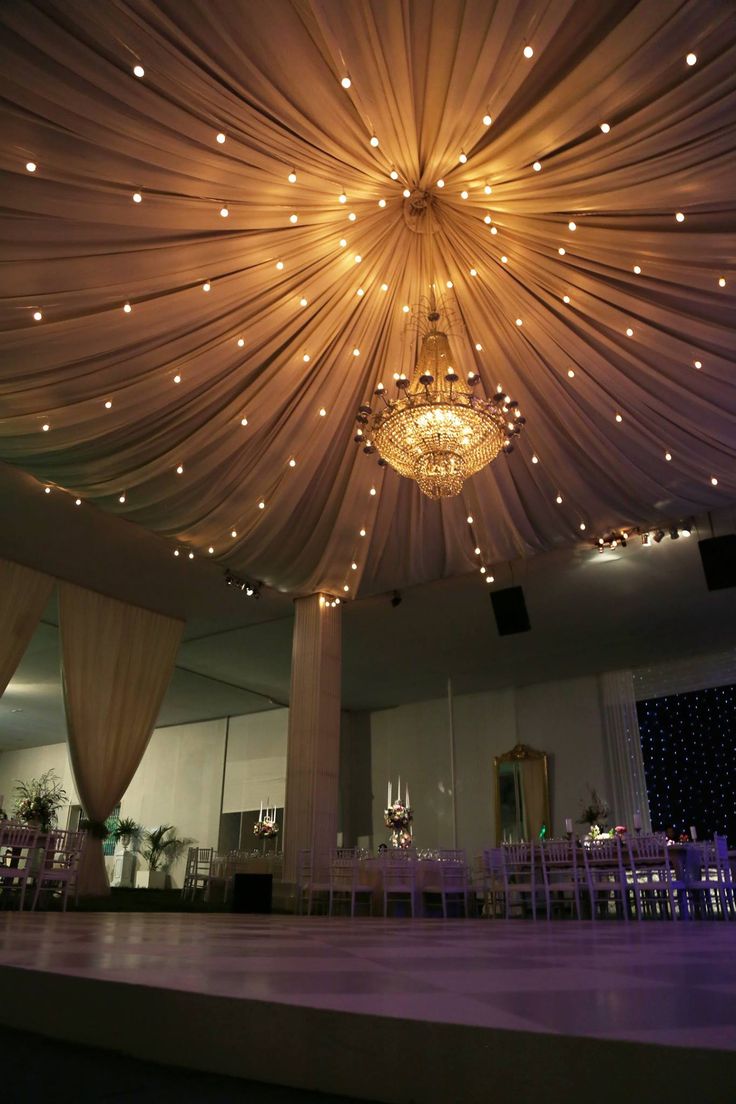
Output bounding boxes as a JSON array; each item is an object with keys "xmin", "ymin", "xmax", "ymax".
[{"xmin": 282, "ymin": 593, "xmax": 342, "ymax": 884}]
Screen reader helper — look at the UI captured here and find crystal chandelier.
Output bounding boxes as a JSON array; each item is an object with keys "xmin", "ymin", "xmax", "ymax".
[{"xmin": 355, "ymin": 305, "xmax": 525, "ymax": 498}]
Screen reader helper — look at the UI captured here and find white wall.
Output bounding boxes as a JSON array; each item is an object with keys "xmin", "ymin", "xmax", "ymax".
[
  {"xmin": 222, "ymin": 709, "xmax": 288, "ymax": 813},
  {"xmin": 370, "ymin": 675, "xmax": 609, "ymax": 858}
]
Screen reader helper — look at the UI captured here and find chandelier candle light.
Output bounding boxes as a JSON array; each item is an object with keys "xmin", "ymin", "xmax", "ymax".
[
  {"xmin": 356, "ymin": 299, "xmax": 525, "ymax": 498},
  {"xmin": 384, "ymin": 777, "xmax": 413, "ymax": 848},
  {"xmin": 253, "ymin": 799, "xmax": 279, "ymax": 840}
]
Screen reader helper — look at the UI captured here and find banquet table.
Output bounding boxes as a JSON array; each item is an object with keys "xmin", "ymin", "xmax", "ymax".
[{"xmin": 356, "ymin": 856, "xmax": 466, "ymax": 915}]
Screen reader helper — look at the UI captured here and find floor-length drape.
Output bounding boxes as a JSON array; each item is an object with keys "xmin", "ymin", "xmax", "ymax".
[
  {"xmin": 600, "ymin": 670, "xmax": 652, "ymax": 833},
  {"xmin": 0, "ymin": 557, "xmax": 54, "ymax": 697},
  {"xmin": 59, "ymin": 583, "xmax": 184, "ymax": 896}
]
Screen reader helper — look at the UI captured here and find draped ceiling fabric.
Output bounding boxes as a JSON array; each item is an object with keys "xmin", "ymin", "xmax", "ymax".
[
  {"xmin": 0, "ymin": 0, "xmax": 734, "ymax": 599},
  {"xmin": 0, "ymin": 557, "xmax": 55, "ymax": 697}
]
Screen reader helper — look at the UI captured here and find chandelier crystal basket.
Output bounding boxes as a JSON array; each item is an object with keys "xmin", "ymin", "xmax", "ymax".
[{"xmin": 355, "ymin": 305, "xmax": 525, "ymax": 498}]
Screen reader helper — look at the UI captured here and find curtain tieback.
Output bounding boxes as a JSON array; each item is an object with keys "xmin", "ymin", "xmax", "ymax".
[{"xmin": 80, "ymin": 818, "xmax": 109, "ymax": 839}]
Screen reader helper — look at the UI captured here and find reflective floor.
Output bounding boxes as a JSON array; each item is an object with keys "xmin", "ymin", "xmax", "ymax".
[{"xmin": 1, "ymin": 912, "xmax": 736, "ymax": 1051}]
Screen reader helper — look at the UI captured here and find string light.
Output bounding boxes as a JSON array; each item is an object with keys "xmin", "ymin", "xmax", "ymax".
[
  {"xmin": 237, "ymin": 337, "xmax": 245, "ymax": 346},
  {"xmin": 208, "ymin": 546, "xmax": 214, "ymax": 554},
  {"xmin": 42, "ymin": 423, "xmax": 50, "ymax": 432},
  {"xmin": 482, "ymin": 114, "xmax": 492, "ymax": 126},
  {"xmin": 289, "ymin": 213, "xmax": 298, "ymax": 223},
  {"xmin": 615, "ymin": 413, "xmax": 623, "ymax": 422},
  {"xmin": 402, "ymin": 188, "xmax": 411, "ymax": 198},
  {"xmin": 675, "ymin": 212, "xmax": 685, "ymax": 222},
  {"xmin": 176, "ymin": 465, "xmax": 184, "ymax": 474},
  {"xmin": 118, "ymin": 494, "xmax": 126, "ymax": 503},
  {"xmin": 360, "ymin": 528, "xmax": 366, "ymax": 536},
  {"xmin": 370, "ymin": 486, "xmax": 377, "ymax": 495},
  {"xmin": 436, "ymin": 179, "xmax": 445, "ymax": 188},
  {"xmin": 319, "ymin": 407, "xmax": 327, "ymax": 416},
  {"xmin": 461, "ymin": 191, "xmax": 469, "ymax": 200},
  {"xmin": 123, "ymin": 303, "xmax": 132, "ymax": 313},
  {"xmin": 634, "ymin": 265, "xmax": 641, "ymax": 274},
  {"xmin": 348, "ymin": 212, "xmax": 357, "ymax": 221},
  {"xmin": 132, "ymin": 192, "xmax": 142, "ymax": 203},
  {"xmin": 241, "ymin": 417, "xmax": 248, "ymax": 426},
  {"xmin": 390, "ymin": 170, "xmax": 399, "ymax": 180},
  {"xmin": 563, "ymin": 295, "xmax": 570, "ymax": 304},
  {"xmin": 458, "ymin": 151, "xmax": 467, "ymax": 163},
  {"xmin": 216, "ymin": 132, "xmax": 226, "ymax": 144},
  {"xmin": 339, "ymin": 192, "xmax": 347, "ymax": 204},
  {"xmin": 378, "ymin": 198, "xmax": 386, "ymax": 207},
  {"xmin": 133, "ymin": 64, "xmax": 144, "ymax": 78},
  {"xmin": 203, "ymin": 281, "xmax": 211, "ymax": 290},
  {"xmin": 258, "ymin": 500, "xmax": 265, "ymax": 509},
  {"xmin": 341, "ymin": 76, "xmax": 351, "ymax": 89},
  {"xmin": 340, "ymin": 239, "xmax": 347, "ymax": 248},
  {"xmin": 173, "ymin": 374, "xmax": 181, "ymax": 383},
  {"xmin": 104, "ymin": 400, "xmax": 112, "ymax": 409},
  {"xmin": 483, "ymin": 215, "xmax": 492, "ymax": 224},
  {"xmin": 558, "ymin": 247, "xmax": 566, "ymax": 255},
  {"xmin": 288, "ymin": 170, "xmax": 297, "ymax": 183},
  {"xmin": 686, "ymin": 53, "xmax": 697, "ymax": 66},
  {"xmin": 568, "ymin": 221, "xmax": 576, "ymax": 231},
  {"xmin": 711, "ymin": 477, "xmax": 718, "ymax": 486},
  {"xmin": 33, "ymin": 310, "xmax": 43, "ymax": 321},
  {"xmin": 220, "ymin": 206, "xmax": 229, "ymax": 218},
  {"xmin": 484, "ymin": 184, "xmax": 492, "ymax": 195},
  {"xmin": 532, "ymin": 455, "xmax": 539, "ymax": 464},
  {"xmin": 289, "ymin": 458, "xmax": 296, "ymax": 467},
  {"xmin": 665, "ymin": 451, "xmax": 672, "ymax": 461},
  {"xmin": 718, "ymin": 277, "xmax": 726, "ymax": 287},
  {"xmin": 370, "ymin": 135, "xmax": 379, "ymax": 147},
  {"xmin": 523, "ymin": 45, "xmax": 534, "ymax": 58},
  {"xmin": 26, "ymin": 161, "xmax": 37, "ymax": 173},
  {"xmin": 694, "ymin": 360, "xmax": 702, "ymax": 369},
  {"xmin": 532, "ymin": 161, "xmax": 542, "ymax": 172},
  {"xmin": 44, "ymin": 487, "xmax": 51, "ymax": 494},
  {"xmin": 357, "ymin": 288, "xmax": 364, "ymax": 297},
  {"xmin": 75, "ymin": 499, "xmax": 81, "ymax": 506},
  {"xmin": 354, "ymin": 254, "xmax": 362, "ymax": 264},
  {"xmin": 275, "ymin": 261, "xmax": 284, "ymax": 271},
  {"xmin": 600, "ymin": 123, "xmax": 611, "ymax": 133}
]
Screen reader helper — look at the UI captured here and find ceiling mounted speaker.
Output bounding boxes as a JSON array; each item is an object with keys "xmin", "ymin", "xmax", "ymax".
[
  {"xmin": 698, "ymin": 535, "xmax": 736, "ymax": 591},
  {"xmin": 490, "ymin": 585, "xmax": 531, "ymax": 636}
]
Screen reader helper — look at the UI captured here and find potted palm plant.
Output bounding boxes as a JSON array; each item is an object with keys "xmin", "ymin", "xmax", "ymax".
[
  {"xmin": 135, "ymin": 824, "xmax": 184, "ymax": 889},
  {"xmin": 112, "ymin": 817, "xmax": 141, "ymax": 851}
]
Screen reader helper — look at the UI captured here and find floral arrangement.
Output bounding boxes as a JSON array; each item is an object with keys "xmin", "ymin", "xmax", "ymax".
[
  {"xmin": 253, "ymin": 816, "xmax": 279, "ymax": 838},
  {"xmin": 578, "ymin": 785, "xmax": 610, "ymax": 826},
  {"xmin": 384, "ymin": 800, "xmax": 413, "ymax": 830},
  {"xmin": 13, "ymin": 769, "xmax": 67, "ymax": 831},
  {"xmin": 614, "ymin": 825, "xmax": 627, "ymax": 836}
]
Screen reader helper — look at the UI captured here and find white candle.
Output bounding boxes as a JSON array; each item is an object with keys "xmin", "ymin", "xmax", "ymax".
[
  {"xmin": 565, "ymin": 818, "xmax": 573, "ymax": 833},
  {"xmin": 259, "ymin": 800, "xmax": 263, "ymax": 820},
  {"xmin": 397, "ymin": 775, "xmax": 401, "ymax": 804},
  {"xmin": 388, "ymin": 781, "xmax": 392, "ymax": 807},
  {"xmin": 405, "ymin": 784, "xmax": 410, "ymax": 809},
  {"xmin": 690, "ymin": 825, "xmax": 697, "ymax": 841},
  {"xmin": 633, "ymin": 812, "xmax": 642, "ymax": 830}
]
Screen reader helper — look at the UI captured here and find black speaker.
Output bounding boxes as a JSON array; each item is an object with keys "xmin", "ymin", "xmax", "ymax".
[
  {"xmin": 698, "ymin": 535, "xmax": 736, "ymax": 591},
  {"xmin": 490, "ymin": 585, "xmax": 531, "ymax": 635},
  {"xmin": 231, "ymin": 872, "xmax": 273, "ymax": 913}
]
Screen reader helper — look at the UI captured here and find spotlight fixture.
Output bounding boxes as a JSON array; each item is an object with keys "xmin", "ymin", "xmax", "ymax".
[
  {"xmin": 390, "ymin": 590, "xmax": 402, "ymax": 608},
  {"xmin": 641, "ymin": 532, "xmax": 651, "ymax": 546},
  {"xmin": 669, "ymin": 527, "xmax": 680, "ymax": 541},
  {"xmin": 224, "ymin": 569, "xmax": 260, "ymax": 597},
  {"xmin": 653, "ymin": 529, "xmax": 665, "ymax": 544}
]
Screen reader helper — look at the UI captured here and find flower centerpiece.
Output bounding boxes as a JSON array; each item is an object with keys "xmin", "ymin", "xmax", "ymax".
[
  {"xmin": 384, "ymin": 779, "xmax": 413, "ymax": 848},
  {"xmin": 577, "ymin": 785, "xmax": 610, "ymax": 841},
  {"xmin": 253, "ymin": 801, "xmax": 279, "ymax": 840},
  {"xmin": 13, "ymin": 769, "xmax": 67, "ymax": 831}
]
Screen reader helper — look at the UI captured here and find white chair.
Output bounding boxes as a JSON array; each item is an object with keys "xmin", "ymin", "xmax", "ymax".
[
  {"xmin": 328, "ymin": 849, "xmax": 373, "ymax": 916},
  {"xmin": 0, "ymin": 825, "xmax": 39, "ymax": 910},
  {"xmin": 296, "ymin": 849, "xmax": 331, "ymax": 915},
  {"xmin": 31, "ymin": 829, "xmax": 84, "ymax": 911},
  {"xmin": 479, "ymin": 849, "xmax": 505, "ymax": 918},
  {"xmin": 685, "ymin": 837, "xmax": 735, "ymax": 920},
  {"xmin": 422, "ymin": 850, "xmax": 469, "ymax": 918},
  {"xmin": 181, "ymin": 846, "xmax": 219, "ymax": 901},
  {"xmin": 380, "ymin": 852, "xmax": 417, "ymax": 917},
  {"xmin": 582, "ymin": 837, "xmax": 630, "ymax": 921},
  {"xmin": 500, "ymin": 842, "xmax": 538, "ymax": 919},
  {"xmin": 626, "ymin": 835, "xmax": 685, "ymax": 920},
  {"xmin": 540, "ymin": 840, "xmax": 583, "ymax": 920}
]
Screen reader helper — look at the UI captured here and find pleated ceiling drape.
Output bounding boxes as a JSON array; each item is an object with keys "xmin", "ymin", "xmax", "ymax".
[
  {"xmin": 59, "ymin": 582, "xmax": 184, "ymax": 896},
  {"xmin": 0, "ymin": 557, "xmax": 55, "ymax": 697}
]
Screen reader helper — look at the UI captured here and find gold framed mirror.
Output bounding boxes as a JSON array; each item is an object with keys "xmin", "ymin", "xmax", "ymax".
[{"xmin": 494, "ymin": 743, "xmax": 550, "ymax": 843}]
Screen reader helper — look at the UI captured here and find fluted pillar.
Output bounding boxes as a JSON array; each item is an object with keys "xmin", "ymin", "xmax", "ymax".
[{"xmin": 282, "ymin": 593, "xmax": 342, "ymax": 885}]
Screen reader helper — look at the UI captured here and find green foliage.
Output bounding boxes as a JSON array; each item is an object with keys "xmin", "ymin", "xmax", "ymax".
[
  {"xmin": 140, "ymin": 824, "xmax": 185, "ymax": 871},
  {"xmin": 14, "ymin": 769, "xmax": 67, "ymax": 831},
  {"xmin": 112, "ymin": 817, "xmax": 142, "ymax": 848}
]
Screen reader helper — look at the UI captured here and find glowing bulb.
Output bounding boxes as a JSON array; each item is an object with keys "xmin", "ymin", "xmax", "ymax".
[
  {"xmin": 353, "ymin": 348, "xmax": 360, "ymax": 356},
  {"xmin": 568, "ymin": 369, "xmax": 575, "ymax": 378},
  {"xmin": 319, "ymin": 407, "xmax": 326, "ymax": 417},
  {"xmin": 173, "ymin": 374, "xmax": 181, "ymax": 384},
  {"xmin": 580, "ymin": 523, "xmax": 586, "ymax": 531},
  {"xmin": 390, "ymin": 170, "xmax": 399, "ymax": 180},
  {"xmin": 275, "ymin": 261, "xmax": 284, "ymax": 270},
  {"xmin": 208, "ymin": 546, "xmax": 214, "ymax": 554},
  {"xmin": 436, "ymin": 178, "xmax": 445, "ymax": 188},
  {"xmin": 173, "ymin": 550, "xmax": 180, "ymax": 557},
  {"xmin": 402, "ymin": 304, "xmax": 410, "ymax": 313},
  {"xmin": 475, "ymin": 343, "xmax": 482, "ymax": 351},
  {"xmin": 123, "ymin": 303, "xmax": 132, "ymax": 313},
  {"xmin": 188, "ymin": 552, "xmax": 194, "ymax": 560},
  {"xmin": 686, "ymin": 53, "xmax": 697, "ymax": 66},
  {"xmin": 563, "ymin": 295, "xmax": 570, "ymax": 304},
  {"xmin": 339, "ymin": 238, "xmax": 347, "ymax": 248},
  {"xmin": 360, "ymin": 528, "xmax": 366, "ymax": 536},
  {"xmin": 515, "ymin": 318, "xmax": 522, "ymax": 326},
  {"xmin": 380, "ymin": 283, "xmax": 388, "ymax": 291},
  {"xmin": 288, "ymin": 170, "xmax": 297, "ymax": 183},
  {"xmin": 634, "ymin": 265, "xmax": 641, "ymax": 274},
  {"xmin": 33, "ymin": 310, "xmax": 43, "ymax": 321},
  {"xmin": 237, "ymin": 337, "xmax": 245, "ymax": 346},
  {"xmin": 104, "ymin": 400, "xmax": 112, "ymax": 409},
  {"xmin": 258, "ymin": 500, "xmax": 265, "ymax": 509},
  {"xmin": 133, "ymin": 64, "xmax": 144, "ymax": 78},
  {"xmin": 487, "ymin": 575, "xmax": 494, "ymax": 583},
  {"xmin": 231, "ymin": 530, "xmax": 237, "ymax": 538},
  {"xmin": 558, "ymin": 247, "xmax": 566, "ymax": 255},
  {"xmin": 600, "ymin": 122, "xmax": 611, "ymax": 133},
  {"xmin": 370, "ymin": 135, "xmax": 379, "ymax": 147},
  {"xmin": 402, "ymin": 188, "xmax": 411, "ymax": 198},
  {"xmin": 694, "ymin": 360, "xmax": 702, "ymax": 369},
  {"xmin": 665, "ymin": 451, "xmax": 672, "ymax": 461},
  {"xmin": 370, "ymin": 486, "xmax": 376, "ymax": 495},
  {"xmin": 626, "ymin": 327, "xmax": 633, "ymax": 337},
  {"xmin": 203, "ymin": 281, "xmax": 211, "ymax": 290},
  {"xmin": 470, "ymin": 268, "xmax": 478, "ymax": 277},
  {"xmin": 523, "ymin": 45, "xmax": 534, "ymax": 58},
  {"xmin": 484, "ymin": 184, "xmax": 492, "ymax": 195},
  {"xmin": 675, "ymin": 212, "xmax": 685, "ymax": 222},
  {"xmin": 241, "ymin": 417, "xmax": 248, "ymax": 426},
  {"xmin": 348, "ymin": 212, "xmax": 356, "ymax": 221},
  {"xmin": 220, "ymin": 206, "xmax": 229, "ymax": 218},
  {"xmin": 568, "ymin": 221, "xmax": 576, "ymax": 231},
  {"xmin": 339, "ymin": 192, "xmax": 347, "ymax": 204},
  {"xmin": 132, "ymin": 192, "xmax": 142, "ymax": 203},
  {"xmin": 532, "ymin": 455, "xmax": 539, "ymax": 464},
  {"xmin": 75, "ymin": 499, "xmax": 81, "ymax": 506},
  {"xmin": 289, "ymin": 213, "xmax": 298, "ymax": 223},
  {"xmin": 556, "ymin": 495, "xmax": 563, "ymax": 504},
  {"xmin": 26, "ymin": 161, "xmax": 37, "ymax": 173},
  {"xmin": 483, "ymin": 214, "xmax": 492, "ymax": 224},
  {"xmin": 351, "ymin": 562, "xmax": 358, "ymax": 570},
  {"xmin": 216, "ymin": 132, "xmax": 226, "ymax": 144},
  {"xmin": 357, "ymin": 288, "xmax": 364, "ymax": 297},
  {"xmin": 354, "ymin": 254, "xmax": 362, "ymax": 264},
  {"xmin": 480, "ymin": 566, "xmax": 486, "ymax": 574},
  {"xmin": 482, "ymin": 114, "xmax": 492, "ymax": 126},
  {"xmin": 718, "ymin": 277, "xmax": 726, "ymax": 287},
  {"xmin": 615, "ymin": 413, "xmax": 623, "ymax": 422},
  {"xmin": 303, "ymin": 354, "xmax": 311, "ymax": 363},
  {"xmin": 289, "ymin": 458, "xmax": 296, "ymax": 467},
  {"xmin": 501, "ymin": 255, "xmax": 508, "ymax": 264},
  {"xmin": 446, "ymin": 280, "xmax": 453, "ymax": 288},
  {"xmin": 341, "ymin": 76, "xmax": 351, "ymax": 88},
  {"xmin": 532, "ymin": 161, "xmax": 542, "ymax": 172},
  {"xmin": 118, "ymin": 494, "xmax": 126, "ymax": 504},
  {"xmin": 490, "ymin": 226, "xmax": 498, "ymax": 235},
  {"xmin": 378, "ymin": 198, "xmax": 386, "ymax": 208},
  {"xmin": 466, "ymin": 515, "xmax": 473, "ymax": 524},
  {"xmin": 44, "ymin": 486, "xmax": 51, "ymax": 494},
  {"xmin": 176, "ymin": 465, "xmax": 184, "ymax": 474},
  {"xmin": 459, "ymin": 152, "xmax": 467, "ymax": 163},
  {"xmin": 461, "ymin": 190, "xmax": 469, "ymax": 200},
  {"xmin": 42, "ymin": 423, "xmax": 49, "ymax": 432},
  {"xmin": 711, "ymin": 476, "xmax": 718, "ymax": 486}
]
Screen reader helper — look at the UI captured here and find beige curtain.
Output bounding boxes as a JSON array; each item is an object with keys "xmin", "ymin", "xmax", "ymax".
[
  {"xmin": 0, "ymin": 557, "xmax": 55, "ymax": 697},
  {"xmin": 600, "ymin": 670, "xmax": 652, "ymax": 833},
  {"xmin": 59, "ymin": 582, "xmax": 184, "ymax": 896}
]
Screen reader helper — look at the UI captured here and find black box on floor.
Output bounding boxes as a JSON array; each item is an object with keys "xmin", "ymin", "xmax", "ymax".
[{"xmin": 231, "ymin": 873, "xmax": 273, "ymax": 913}]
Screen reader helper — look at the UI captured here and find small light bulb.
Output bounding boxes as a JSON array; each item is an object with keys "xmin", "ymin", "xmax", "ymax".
[
  {"xmin": 482, "ymin": 114, "xmax": 492, "ymax": 126},
  {"xmin": 615, "ymin": 413, "xmax": 623, "ymax": 422},
  {"xmin": 75, "ymin": 498, "xmax": 81, "ymax": 506},
  {"xmin": 339, "ymin": 238, "xmax": 347, "ymax": 248},
  {"xmin": 370, "ymin": 135, "xmax": 379, "ymax": 147},
  {"xmin": 600, "ymin": 122, "xmax": 611, "ymax": 134},
  {"xmin": 33, "ymin": 310, "xmax": 43, "ymax": 321},
  {"xmin": 42, "ymin": 423, "xmax": 50, "ymax": 432},
  {"xmin": 339, "ymin": 192, "xmax": 347, "ymax": 204},
  {"xmin": 351, "ymin": 562, "xmax": 358, "ymax": 570},
  {"xmin": 354, "ymin": 254, "xmax": 362, "ymax": 264},
  {"xmin": 532, "ymin": 455, "xmax": 539, "ymax": 464},
  {"xmin": 348, "ymin": 212, "xmax": 356, "ymax": 221},
  {"xmin": 665, "ymin": 451, "xmax": 672, "ymax": 461},
  {"xmin": 694, "ymin": 360, "xmax": 702, "ymax": 369},
  {"xmin": 288, "ymin": 170, "xmax": 297, "ymax": 183},
  {"xmin": 626, "ymin": 327, "xmax": 633, "ymax": 337},
  {"xmin": 341, "ymin": 76, "xmax": 351, "ymax": 89},
  {"xmin": 370, "ymin": 486, "xmax": 376, "ymax": 495},
  {"xmin": 203, "ymin": 281, "xmax": 211, "ymax": 290},
  {"xmin": 467, "ymin": 515, "xmax": 473, "ymax": 524},
  {"xmin": 515, "ymin": 318, "xmax": 522, "ymax": 326},
  {"xmin": 484, "ymin": 184, "xmax": 492, "ymax": 195},
  {"xmin": 176, "ymin": 464, "xmax": 184, "ymax": 474},
  {"xmin": 475, "ymin": 342, "xmax": 482, "ymax": 351},
  {"xmin": 532, "ymin": 161, "xmax": 542, "ymax": 172},
  {"xmin": 558, "ymin": 247, "xmax": 566, "ymax": 255},
  {"xmin": 675, "ymin": 211, "xmax": 685, "ymax": 222},
  {"xmin": 319, "ymin": 407, "xmax": 326, "ymax": 417},
  {"xmin": 501, "ymin": 255, "xmax": 508, "ymax": 264},
  {"xmin": 458, "ymin": 151, "xmax": 467, "ymax": 163},
  {"xmin": 289, "ymin": 458, "xmax": 296, "ymax": 467},
  {"xmin": 44, "ymin": 486, "xmax": 51, "ymax": 494},
  {"xmin": 133, "ymin": 64, "xmax": 145, "ymax": 78},
  {"xmin": 461, "ymin": 190, "xmax": 469, "ymax": 200},
  {"xmin": 216, "ymin": 132, "xmax": 226, "ymax": 144},
  {"xmin": 568, "ymin": 221, "xmax": 576, "ymax": 231},
  {"xmin": 436, "ymin": 178, "xmax": 445, "ymax": 188},
  {"xmin": 173, "ymin": 549, "xmax": 180, "ymax": 557},
  {"xmin": 241, "ymin": 417, "xmax": 248, "ymax": 426},
  {"xmin": 237, "ymin": 337, "xmax": 245, "ymax": 346},
  {"xmin": 303, "ymin": 354, "xmax": 311, "ymax": 363},
  {"xmin": 711, "ymin": 476, "xmax": 718, "ymax": 486},
  {"xmin": 360, "ymin": 528, "xmax": 366, "ymax": 536},
  {"xmin": 402, "ymin": 304, "xmax": 410, "ymax": 313},
  {"xmin": 118, "ymin": 494, "xmax": 126, "ymax": 504},
  {"xmin": 634, "ymin": 265, "xmax": 641, "ymax": 274},
  {"xmin": 220, "ymin": 206, "xmax": 229, "ymax": 218},
  {"xmin": 357, "ymin": 288, "xmax": 364, "ymax": 297},
  {"xmin": 568, "ymin": 369, "xmax": 575, "ymax": 378},
  {"xmin": 556, "ymin": 495, "xmax": 563, "ymax": 504},
  {"xmin": 490, "ymin": 226, "xmax": 498, "ymax": 235},
  {"xmin": 718, "ymin": 277, "xmax": 726, "ymax": 287},
  {"xmin": 188, "ymin": 552, "xmax": 194, "ymax": 560},
  {"xmin": 26, "ymin": 161, "xmax": 37, "ymax": 173},
  {"xmin": 480, "ymin": 566, "xmax": 486, "ymax": 574},
  {"xmin": 483, "ymin": 214, "xmax": 491, "ymax": 224},
  {"xmin": 686, "ymin": 53, "xmax": 697, "ymax": 66},
  {"xmin": 208, "ymin": 546, "xmax": 214, "ymax": 554},
  {"xmin": 104, "ymin": 400, "xmax": 112, "ymax": 409},
  {"xmin": 123, "ymin": 302, "xmax": 132, "ymax": 313},
  {"xmin": 523, "ymin": 45, "xmax": 534, "ymax": 58},
  {"xmin": 402, "ymin": 188, "xmax": 411, "ymax": 198},
  {"xmin": 173, "ymin": 374, "xmax": 181, "ymax": 383},
  {"xmin": 487, "ymin": 575, "xmax": 494, "ymax": 583},
  {"xmin": 258, "ymin": 500, "xmax": 265, "ymax": 509},
  {"xmin": 132, "ymin": 192, "xmax": 142, "ymax": 203},
  {"xmin": 275, "ymin": 261, "xmax": 284, "ymax": 271},
  {"xmin": 446, "ymin": 280, "xmax": 453, "ymax": 288},
  {"xmin": 378, "ymin": 198, "xmax": 386, "ymax": 208},
  {"xmin": 231, "ymin": 529, "xmax": 237, "ymax": 538},
  {"xmin": 390, "ymin": 170, "xmax": 399, "ymax": 180},
  {"xmin": 580, "ymin": 523, "xmax": 586, "ymax": 531},
  {"xmin": 380, "ymin": 283, "xmax": 388, "ymax": 291},
  {"xmin": 470, "ymin": 268, "xmax": 478, "ymax": 277},
  {"xmin": 563, "ymin": 295, "xmax": 570, "ymax": 303}
]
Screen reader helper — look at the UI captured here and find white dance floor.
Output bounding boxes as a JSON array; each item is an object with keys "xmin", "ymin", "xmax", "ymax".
[{"xmin": 1, "ymin": 912, "xmax": 735, "ymax": 1102}]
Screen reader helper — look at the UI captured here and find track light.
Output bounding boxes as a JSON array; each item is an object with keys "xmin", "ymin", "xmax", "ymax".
[
  {"xmin": 224, "ymin": 569, "xmax": 260, "ymax": 597},
  {"xmin": 669, "ymin": 527, "xmax": 680, "ymax": 541},
  {"xmin": 653, "ymin": 529, "xmax": 665, "ymax": 544}
]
